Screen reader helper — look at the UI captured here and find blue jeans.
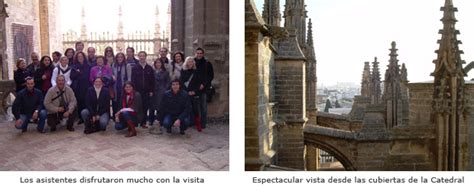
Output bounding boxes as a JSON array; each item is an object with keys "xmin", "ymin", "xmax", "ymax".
[
  {"xmin": 81, "ymin": 109, "xmax": 109, "ymax": 130},
  {"xmin": 162, "ymin": 114, "xmax": 190, "ymax": 132},
  {"xmin": 199, "ymin": 93, "xmax": 208, "ymax": 128},
  {"xmin": 115, "ymin": 111, "xmax": 138, "ymax": 130},
  {"xmin": 15, "ymin": 109, "xmax": 47, "ymax": 131}
]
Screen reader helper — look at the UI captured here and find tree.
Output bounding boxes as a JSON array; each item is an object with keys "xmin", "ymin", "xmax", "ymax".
[{"xmin": 324, "ymin": 99, "xmax": 332, "ymax": 112}]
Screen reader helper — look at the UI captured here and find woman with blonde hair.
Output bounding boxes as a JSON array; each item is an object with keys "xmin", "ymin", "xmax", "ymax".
[{"xmin": 180, "ymin": 56, "xmax": 205, "ymax": 132}]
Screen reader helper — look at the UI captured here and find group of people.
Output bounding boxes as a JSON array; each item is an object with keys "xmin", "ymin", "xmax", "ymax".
[{"xmin": 12, "ymin": 42, "xmax": 214, "ymax": 137}]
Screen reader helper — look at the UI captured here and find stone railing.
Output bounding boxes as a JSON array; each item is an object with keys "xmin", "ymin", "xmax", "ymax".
[{"xmin": 0, "ymin": 80, "xmax": 15, "ymax": 116}]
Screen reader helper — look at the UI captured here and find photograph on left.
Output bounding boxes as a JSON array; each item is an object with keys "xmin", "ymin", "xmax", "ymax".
[{"xmin": 0, "ymin": 0, "xmax": 229, "ymax": 171}]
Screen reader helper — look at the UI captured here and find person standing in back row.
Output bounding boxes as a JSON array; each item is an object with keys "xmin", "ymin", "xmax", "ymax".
[
  {"xmin": 159, "ymin": 47, "xmax": 169, "ymax": 68},
  {"xmin": 194, "ymin": 47, "xmax": 214, "ymax": 129},
  {"xmin": 34, "ymin": 56, "xmax": 54, "ymax": 95},
  {"xmin": 87, "ymin": 47, "xmax": 97, "ymax": 67},
  {"xmin": 131, "ymin": 51, "xmax": 155, "ymax": 128},
  {"xmin": 14, "ymin": 58, "xmax": 32, "ymax": 93},
  {"xmin": 27, "ymin": 52, "xmax": 40, "ymax": 77}
]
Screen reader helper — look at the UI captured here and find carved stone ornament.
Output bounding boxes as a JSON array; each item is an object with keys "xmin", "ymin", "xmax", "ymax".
[{"xmin": 268, "ymin": 26, "xmax": 289, "ymax": 40}]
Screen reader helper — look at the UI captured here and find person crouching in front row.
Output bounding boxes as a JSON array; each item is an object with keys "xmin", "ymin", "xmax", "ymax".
[
  {"xmin": 44, "ymin": 74, "xmax": 77, "ymax": 131},
  {"xmin": 12, "ymin": 77, "xmax": 47, "ymax": 133},
  {"xmin": 156, "ymin": 79, "xmax": 191, "ymax": 135},
  {"xmin": 114, "ymin": 81, "xmax": 143, "ymax": 137},
  {"xmin": 82, "ymin": 77, "xmax": 111, "ymax": 134}
]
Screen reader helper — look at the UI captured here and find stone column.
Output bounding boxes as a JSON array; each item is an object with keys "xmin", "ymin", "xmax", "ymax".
[
  {"xmin": 0, "ymin": 0, "xmax": 8, "ymax": 80},
  {"xmin": 305, "ymin": 145, "xmax": 319, "ymax": 171},
  {"xmin": 38, "ymin": 0, "xmax": 50, "ymax": 56},
  {"xmin": 170, "ymin": 0, "xmax": 185, "ymax": 52},
  {"xmin": 274, "ymin": 29, "xmax": 307, "ymax": 169}
]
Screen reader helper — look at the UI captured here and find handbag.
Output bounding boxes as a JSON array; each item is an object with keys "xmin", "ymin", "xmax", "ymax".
[{"xmin": 206, "ymin": 85, "xmax": 215, "ymax": 103}]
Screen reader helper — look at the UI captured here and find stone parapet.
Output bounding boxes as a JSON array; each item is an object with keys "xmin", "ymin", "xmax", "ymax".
[
  {"xmin": 407, "ymin": 82, "xmax": 434, "ymax": 126},
  {"xmin": 0, "ymin": 80, "xmax": 15, "ymax": 115}
]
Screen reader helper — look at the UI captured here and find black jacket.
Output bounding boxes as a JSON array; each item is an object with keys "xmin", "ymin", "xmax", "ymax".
[
  {"xmin": 158, "ymin": 89, "xmax": 191, "ymax": 122},
  {"xmin": 85, "ymin": 87, "xmax": 111, "ymax": 116},
  {"xmin": 71, "ymin": 63, "xmax": 91, "ymax": 100},
  {"xmin": 12, "ymin": 88, "xmax": 44, "ymax": 119},
  {"xmin": 194, "ymin": 58, "xmax": 214, "ymax": 90},
  {"xmin": 34, "ymin": 65, "xmax": 54, "ymax": 93},
  {"xmin": 14, "ymin": 69, "xmax": 32, "ymax": 92},
  {"xmin": 27, "ymin": 63, "xmax": 40, "ymax": 88},
  {"xmin": 180, "ymin": 69, "xmax": 204, "ymax": 95},
  {"xmin": 131, "ymin": 64, "xmax": 155, "ymax": 94}
]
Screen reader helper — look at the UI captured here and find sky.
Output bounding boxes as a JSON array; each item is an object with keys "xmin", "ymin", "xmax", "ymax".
[
  {"xmin": 60, "ymin": 0, "xmax": 170, "ymax": 38},
  {"xmin": 254, "ymin": 0, "xmax": 474, "ymax": 86}
]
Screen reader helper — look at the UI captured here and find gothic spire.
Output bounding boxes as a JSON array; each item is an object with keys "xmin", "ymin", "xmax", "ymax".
[
  {"xmin": 305, "ymin": 18, "xmax": 317, "ymax": 110},
  {"xmin": 262, "ymin": 0, "xmax": 281, "ymax": 26},
  {"xmin": 307, "ymin": 18, "xmax": 313, "ymax": 46},
  {"xmin": 401, "ymin": 63, "xmax": 408, "ymax": 82},
  {"xmin": 431, "ymin": 0, "xmax": 466, "ymax": 171},
  {"xmin": 283, "ymin": 0, "xmax": 307, "ymax": 47},
  {"xmin": 155, "ymin": 5, "xmax": 161, "ymax": 39},
  {"xmin": 432, "ymin": 0, "xmax": 466, "ymax": 77},
  {"xmin": 80, "ymin": 6, "xmax": 87, "ymax": 40},
  {"xmin": 0, "ymin": 1, "xmax": 8, "ymax": 18},
  {"xmin": 117, "ymin": 5, "xmax": 124, "ymax": 39},
  {"xmin": 361, "ymin": 61, "xmax": 371, "ymax": 97},
  {"xmin": 385, "ymin": 41, "xmax": 400, "ymax": 82},
  {"xmin": 371, "ymin": 57, "xmax": 381, "ymax": 83},
  {"xmin": 370, "ymin": 57, "xmax": 381, "ymax": 104},
  {"xmin": 305, "ymin": 18, "xmax": 316, "ymax": 60}
]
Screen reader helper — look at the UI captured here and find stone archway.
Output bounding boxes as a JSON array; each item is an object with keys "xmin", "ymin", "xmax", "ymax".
[
  {"xmin": 305, "ymin": 142, "xmax": 355, "ymax": 171},
  {"xmin": 305, "ymin": 137, "xmax": 356, "ymax": 171}
]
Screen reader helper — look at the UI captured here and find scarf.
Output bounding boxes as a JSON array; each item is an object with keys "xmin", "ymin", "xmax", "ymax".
[
  {"xmin": 122, "ymin": 92, "xmax": 134, "ymax": 108},
  {"xmin": 115, "ymin": 63, "xmax": 126, "ymax": 93},
  {"xmin": 94, "ymin": 86, "xmax": 101, "ymax": 99},
  {"xmin": 59, "ymin": 65, "xmax": 71, "ymax": 75}
]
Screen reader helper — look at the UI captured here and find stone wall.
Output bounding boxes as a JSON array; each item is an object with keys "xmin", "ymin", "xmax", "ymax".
[
  {"xmin": 274, "ymin": 60, "xmax": 306, "ymax": 121},
  {"xmin": 257, "ymin": 37, "xmax": 277, "ymax": 165},
  {"xmin": 171, "ymin": 0, "xmax": 229, "ymax": 117},
  {"xmin": 274, "ymin": 58, "xmax": 306, "ymax": 169},
  {"xmin": 407, "ymin": 82, "xmax": 434, "ymax": 126},
  {"xmin": 47, "ymin": 0, "xmax": 62, "ymax": 54},
  {"xmin": 407, "ymin": 81, "xmax": 474, "ymax": 170},
  {"xmin": 3, "ymin": 0, "xmax": 60, "ymax": 80},
  {"xmin": 304, "ymin": 124, "xmax": 437, "ymax": 170},
  {"xmin": 5, "ymin": 0, "xmax": 40, "ymax": 79},
  {"xmin": 316, "ymin": 111, "xmax": 362, "ymax": 132},
  {"xmin": 244, "ymin": 29, "xmax": 263, "ymax": 170},
  {"xmin": 245, "ymin": 0, "xmax": 276, "ymax": 170},
  {"xmin": 348, "ymin": 96, "xmax": 370, "ymax": 121},
  {"xmin": 463, "ymin": 83, "xmax": 474, "ymax": 170}
]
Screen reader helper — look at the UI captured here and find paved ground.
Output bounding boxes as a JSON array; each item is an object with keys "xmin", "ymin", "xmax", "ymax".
[{"xmin": 0, "ymin": 119, "xmax": 229, "ymax": 171}]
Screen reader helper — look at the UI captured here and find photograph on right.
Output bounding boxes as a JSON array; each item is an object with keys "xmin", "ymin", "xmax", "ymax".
[{"xmin": 245, "ymin": 0, "xmax": 474, "ymax": 171}]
